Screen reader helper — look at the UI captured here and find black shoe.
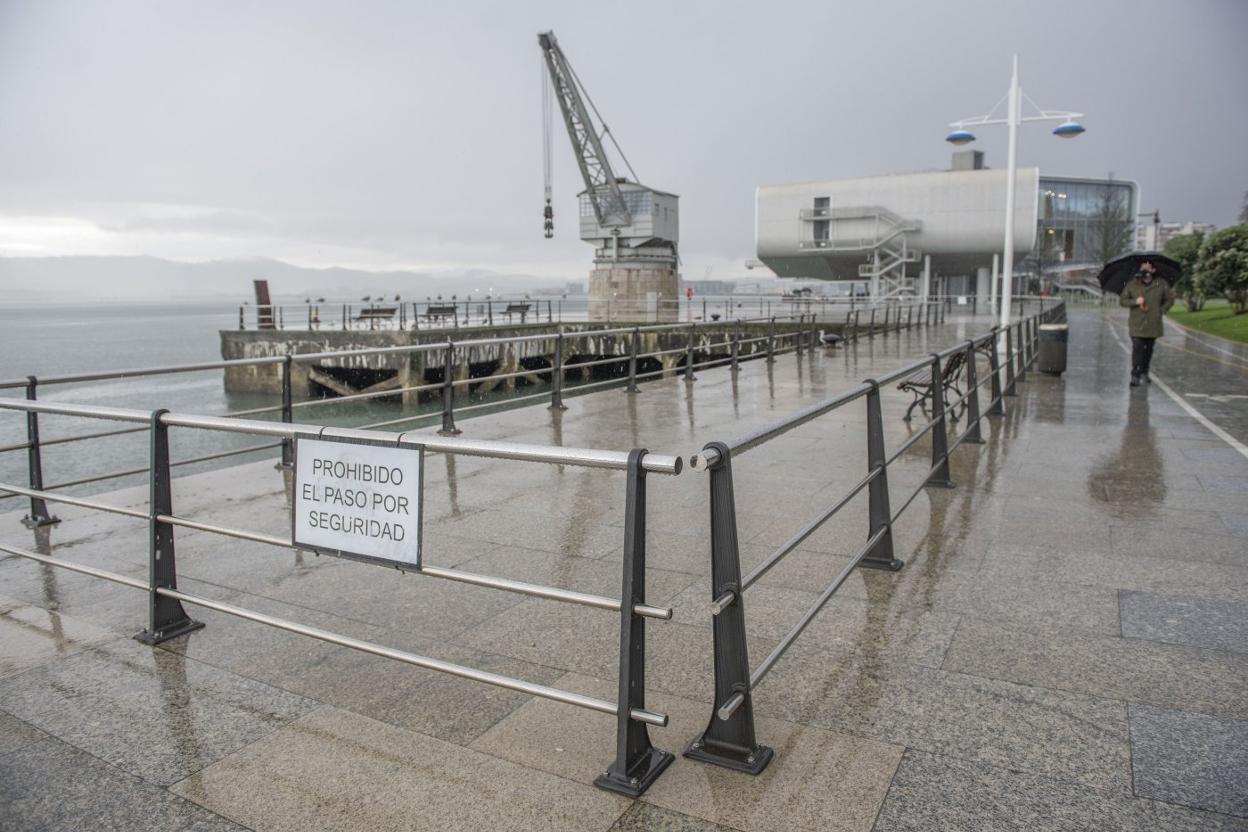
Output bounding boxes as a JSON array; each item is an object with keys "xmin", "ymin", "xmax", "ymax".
[{"xmin": 1130, "ymin": 375, "xmax": 1141, "ymax": 387}]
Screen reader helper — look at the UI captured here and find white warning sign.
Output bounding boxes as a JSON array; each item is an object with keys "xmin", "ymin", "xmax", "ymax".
[{"xmin": 292, "ymin": 437, "xmax": 423, "ymax": 568}]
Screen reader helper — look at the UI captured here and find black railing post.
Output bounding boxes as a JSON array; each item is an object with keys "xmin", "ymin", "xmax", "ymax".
[
  {"xmin": 549, "ymin": 331, "xmax": 567, "ymax": 410},
  {"xmin": 987, "ymin": 329, "xmax": 1005, "ymax": 416},
  {"xmin": 136, "ymin": 409, "xmax": 204, "ymax": 645},
  {"xmin": 1004, "ymin": 326, "xmax": 1017, "ymax": 397},
  {"xmin": 854, "ymin": 309, "xmax": 861, "ymax": 341},
  {"xmin": 1015, "ymin": 322, "xmax": 1028, "ymax": 382},
  {"xmin": 962, "ymin": 340, "xmax": 985, "ymax": 444},
  {"xmin": 926, "ymin": 354, "xmax": 956, "ymax": 488},
  {"xmin": 279, "ymin": 355, "xmax": 294, "ymax": 468},
  {"xmin": 730, "ymin": 333, "xmax": 740, "ymax": 373},
  {"xmin": 685, "ymin": 442, "xmax": 774, "ymax": 775},
  {"xmin": 595, "ymin": 448, "xmax": 674, "ymax": 797},
  {"xmin": 21, "ymin": 377, "xmax": 59, "ymax": 529},
  {"xmin": 882, "ymin": 304, "xmax": 890, "ymax": 334},
  {"xmin": 862, "ymin": 382, "xmax": 902, "ymax": 570},
  {"xmin": 626, "ymin": 327, "xmax": 641, "ymax": 393},
  {"xmin": 238, "ymin": 305, "xmax": 245, "ymax": 330},
  {"xmin": 439, "ymin": 342, "xmax": 461, "ymax": 436},
  {"xmin": 766, "ymin": 317, "xmax": 776, "ymax": 363},
  {"xmin": 869, "ymin": 308, "xmax": 876, "ymax": 337},
  {"xmin": 487, "ymin": 299, "xmax": 494, "ymax": 326},
  {"xmin": 342, "ymin": 304, "xmax": 348, "ymax": 330},
  {"xmin": 796, "ymin": 315, "xmax": 805, "ymax": 358},
  {"xmin": 685, "ymin": 323, "xmax": 697, "ymax": 382}
]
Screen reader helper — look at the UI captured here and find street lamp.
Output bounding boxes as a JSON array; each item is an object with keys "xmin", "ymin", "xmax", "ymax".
[{"xmin": 946, "ymin": 55, "xmax": 1085, "ymax": 329}]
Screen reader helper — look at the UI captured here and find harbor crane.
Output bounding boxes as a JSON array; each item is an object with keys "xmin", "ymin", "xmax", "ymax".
[{"xmin": 538, "ymin": 31, "xmax": 679, "ymax": 321}]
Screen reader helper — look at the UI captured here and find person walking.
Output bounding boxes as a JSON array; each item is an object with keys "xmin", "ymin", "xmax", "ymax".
[{"xmin": 1119, "ymin": 261, "xmax": 1176, "ymax": 387}]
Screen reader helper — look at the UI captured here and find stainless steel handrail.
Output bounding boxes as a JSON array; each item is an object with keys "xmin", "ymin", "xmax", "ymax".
[
  {"xmin": 0, "ymin": 400, "xmax": 682, "ymax": 474},
  {"xmin": 0, "ymin": 541, "xmax": 668, "ymax": 727}
]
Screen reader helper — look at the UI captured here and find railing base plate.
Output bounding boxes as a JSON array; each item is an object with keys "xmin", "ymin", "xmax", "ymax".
[
  {"xmin": 436, "ymin": 428, "xmax": 463, "ymax": 437},
  {"xmin": 21, "ymin": 515, "xmax": 61, "ymax": 529},
  {"xmin": 925, "ymin": 479, "xmax": 956, "ymax": 489},
  {"xmin": 683, "ymin": 735, "xmax": 774, "ymax": 775},
  {"xmin": 594, "ymin": 748, "xmax": 673, "ymax": 797},
  {"xmin": 134, "ymin": 618, "xmax": 204, "ymax": 646},
  {"xmin": 859, "ymin": 558, "xmax": 905, "ymax": 572}
]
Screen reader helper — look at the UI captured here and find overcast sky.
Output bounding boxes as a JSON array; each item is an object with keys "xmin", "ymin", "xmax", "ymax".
[{"xmin": 1, "ymin": 0, "xmax": 1245, "ymax": 281}]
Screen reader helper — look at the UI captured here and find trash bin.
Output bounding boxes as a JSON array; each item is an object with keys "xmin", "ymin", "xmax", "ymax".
[{"xmin": 1038, "ymin": 324, "xmax": 1068, "ymax": 375}]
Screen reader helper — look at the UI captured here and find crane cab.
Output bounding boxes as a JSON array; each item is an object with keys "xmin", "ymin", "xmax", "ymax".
[{"xmin": 578, "ymin": 181, "xmax": 679, "ymax": 253}]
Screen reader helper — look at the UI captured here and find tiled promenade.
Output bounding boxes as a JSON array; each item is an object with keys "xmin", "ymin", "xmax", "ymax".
[{"xmin": 2, "ymin": 308, "xmax": 1246, "ymax": 831}]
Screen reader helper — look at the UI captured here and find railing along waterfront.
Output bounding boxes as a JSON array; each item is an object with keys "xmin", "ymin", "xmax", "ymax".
[
  {"xmin": 0, "ymin": 301, "xmax": 950, "ymax": 519},
  {"xmin": 0, "ymin": 398, "xmax": 685, "ymax": 797},
  {"xmin": 238, "ymin": 293, "xmax": 964, "ymax": 331},
  {"xmin": 682, "ymin": 301, "xmax": 1065, "ymax": 775}
]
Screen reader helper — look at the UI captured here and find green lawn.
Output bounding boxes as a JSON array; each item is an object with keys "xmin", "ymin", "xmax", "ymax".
[{"xmin": 1167, "ymin": 300, "xmax": 1248, "ymax": 344}]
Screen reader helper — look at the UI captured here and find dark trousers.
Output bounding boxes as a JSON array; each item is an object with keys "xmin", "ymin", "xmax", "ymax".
[{"xmin": 1131, "ymin": 336, "xmax": 1156, "ymax": 377}]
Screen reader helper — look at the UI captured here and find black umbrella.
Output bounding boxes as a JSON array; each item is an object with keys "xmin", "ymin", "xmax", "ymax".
[{"xmin": 1097, "ymin": 252, "xmax": 1181, "ymax": 296}]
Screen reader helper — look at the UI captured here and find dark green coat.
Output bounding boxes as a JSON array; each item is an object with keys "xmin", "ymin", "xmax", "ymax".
[{"xmin": 1119, "ymin": 278, "xmax": 1176, "ymax": 338}]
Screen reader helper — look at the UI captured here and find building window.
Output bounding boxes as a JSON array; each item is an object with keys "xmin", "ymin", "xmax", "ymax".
[{"xmin": 813, "ymin": 220, "xmax": 829, "ymax": 241}]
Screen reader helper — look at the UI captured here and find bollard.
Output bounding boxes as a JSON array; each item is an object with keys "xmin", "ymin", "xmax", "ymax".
[
  {"xmin": 925, "ymin": 354, "xmax": 956, "ymax": 488},
  {"xmin": 136, "ymin": 409, "xmax": 204, "ymax": 645},
  {"xmin": 1004, "ymin": 326, "xmax": 1017, "ymax": 397},
  {"xmin": 20, "ymin": 377, "xmax": 59, "ymax": 528},
  {"xmin": 766, "ymin": 317, "xmax": 776, "ymax": 363},
  {"xmin": 596, "ymin": 449, "xmax": 675, "ymax": 796},
  {"xmin": 438, "ymin": 342, "xmax": 461, "ymax": 436},
  {"xmin": 684, "ymin": 442, "xmax": 774, "ymax": 775},
  {"xmin": 685, "ymin": 324, "xmax": 697, "ymax": 381},
  {"xmin": 962, "ymin": 340, "xmax": 985, "ymax": 444},
  {"xmin": 862, "ymin": 382, "xmax": 902, "ymax": 570},
  {"xmin": 626, "ymin": 327, "xmax": 641, "ymax": 394},
  {"xmin": 549, "ymin": 331, "xmax": 567, "ymax": 410},
  {"xmin": 278, "ymin": 355, "xmax": 294, "ymax": 468}
]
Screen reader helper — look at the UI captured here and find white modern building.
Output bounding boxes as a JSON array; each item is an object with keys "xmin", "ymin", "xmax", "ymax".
[{"xmin": 755, "ymin": 155, "xmax": 1137, "ymax": 298}]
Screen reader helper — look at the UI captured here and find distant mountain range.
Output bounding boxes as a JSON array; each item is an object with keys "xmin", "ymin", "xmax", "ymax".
[{"xmin": 0, "ymin": 256, "xmax": 573, "ymax": 302}]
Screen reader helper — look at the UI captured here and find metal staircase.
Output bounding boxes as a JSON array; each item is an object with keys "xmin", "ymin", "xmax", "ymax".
[{"xmin": 799, "ymin": 206, "xmax": 922, "ymax": 298}]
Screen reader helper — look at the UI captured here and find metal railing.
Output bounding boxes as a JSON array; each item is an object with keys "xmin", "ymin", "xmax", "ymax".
[
  {"xmin": 1, "ymin": 303, "xmax": 948, "ymax": 512},
  {"xmin": 681, "ymin": 301, "xmax": 1065, "ymax": 775},
  {"xmin": 0, "ymin": 398, "xmax": 684, "ymax": 797},
  {"xmin": 238, "ymin": 294, "xmax": 967, "ymax": 330}
]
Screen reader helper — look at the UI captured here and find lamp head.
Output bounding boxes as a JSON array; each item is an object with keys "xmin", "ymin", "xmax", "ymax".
[
  {"xmin": 946, "ymin": 130, "xmax": 977, "ymax": 145},
  {"xmin": 1053, "ymin": 121, "xmax": 1086, "ymax": 138}
]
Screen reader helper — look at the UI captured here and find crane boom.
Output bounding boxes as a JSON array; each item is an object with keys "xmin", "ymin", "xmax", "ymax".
[{"xmin": 538, "ymin": 31, "xmax": 631, "ymax": 229}]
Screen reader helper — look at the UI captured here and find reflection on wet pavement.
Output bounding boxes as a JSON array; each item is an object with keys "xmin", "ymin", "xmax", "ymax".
[{"xmin": 1, "ymin": 307, "xmax": 1245, "ymax": 831}]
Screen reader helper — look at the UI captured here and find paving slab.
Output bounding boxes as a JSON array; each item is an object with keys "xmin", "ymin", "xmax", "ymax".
[
  {"xmin": 0, "ymin": 638, "xmax": 319, "ymax": 785},
  {"xmin": 470, "ymin": 672, "xmax": 903, "ymax": 832},
  {"xmin": 873, "ymin": 749, "xmax": 1248, "ymax": 832},
  {"xmin": 0, "ymin": 709, "xmax": 45, "ymax": 755},
  {"xmin": 1129, "ymin": 703, "xmax": 1248, "ymax": 818},
  {"xmin": 1120, "ymin": 590, "xmax": 1248, "ymax": 654},
  {"xmin": 0, "ymin": 593, "xmax": 119, "ymax": 679},
  {"xmin": 943, "ymin": 617, "xmax": 1248, "ymax": 720},
  {"xmin": 170, "ymin": 705, "xmax": 629, "ymax": 832},
  {"xmin": 0, "ymin": 736, "xmax": 245, "ymax": 832}
]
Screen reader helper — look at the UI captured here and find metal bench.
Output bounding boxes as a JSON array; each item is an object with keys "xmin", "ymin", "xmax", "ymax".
[
  {"xmin": 898, "ymin": 350, "xmax": 966, "ymax": 422},
  {"xmin": 503, "ymin": 302, "xmax": 532, "ymax": 323},
  {"xmin": 423, "ymin": 304, "xmax": 459, "ymax": 323}
]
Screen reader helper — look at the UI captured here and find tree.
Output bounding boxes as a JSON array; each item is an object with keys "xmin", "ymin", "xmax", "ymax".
[
  {"xmin": 1164, "ymin": 231, "xmax": 1206, "ymax": 311},
  {"xmin": 1087, "ymin": 175, "xmax": 1134, "ymax": 269},
  {"xmin": 1196, "ymin": 224, "xmax": 1248, "ymax": 314}
]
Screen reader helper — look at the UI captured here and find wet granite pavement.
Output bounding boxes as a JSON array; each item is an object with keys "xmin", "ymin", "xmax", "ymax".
[{"xmin": 1, "ymin": 306, "xmax": 1246, "ymax": 831}]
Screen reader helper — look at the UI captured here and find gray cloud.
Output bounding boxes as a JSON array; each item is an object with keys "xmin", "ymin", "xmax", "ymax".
[{"xmin": 1, "ymin": 0, "xmax": 1245, "ymax": 279}]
